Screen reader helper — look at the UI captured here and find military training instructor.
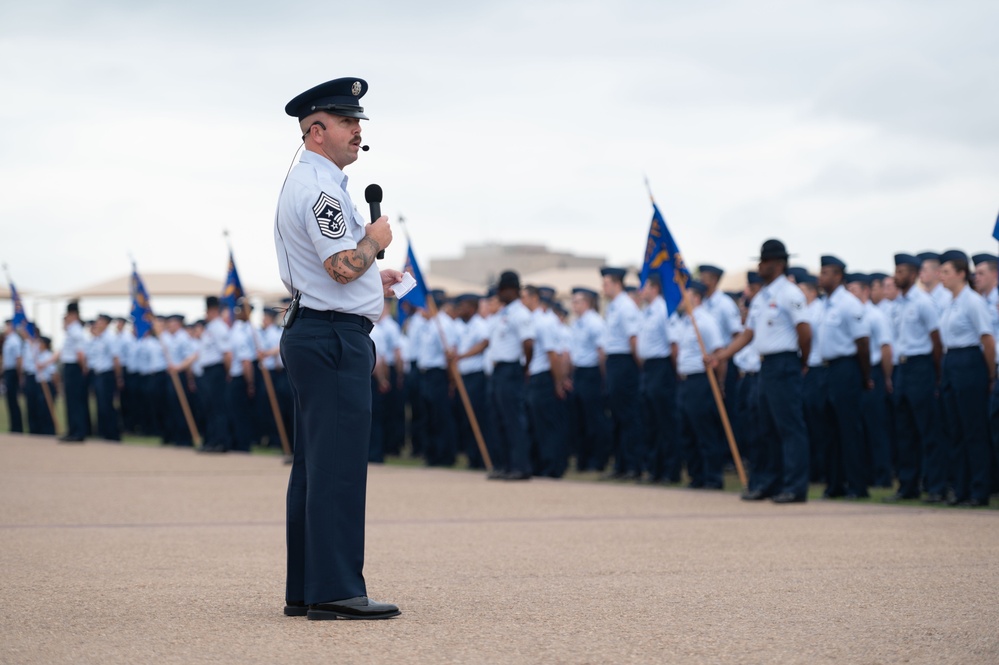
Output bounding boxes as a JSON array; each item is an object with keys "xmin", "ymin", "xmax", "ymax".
[{"xmin": 275, "ymin": 77, "xmax": 403, "ymax": 621}]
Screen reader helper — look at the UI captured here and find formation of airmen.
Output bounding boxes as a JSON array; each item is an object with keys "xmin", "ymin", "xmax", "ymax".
[
  {"xmin": 1, "ymin": 296, "xmax": 292, "ymax": 454},
  {"xmin": 2, "ymin": 241, "xmax": 997, "ymax": 506}
]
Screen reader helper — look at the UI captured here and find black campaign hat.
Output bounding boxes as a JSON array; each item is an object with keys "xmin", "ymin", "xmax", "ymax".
[
  {"xmin": 285, "ymin": 78, "xmax": 369, "ymax": 120},
  {"xmin": 498, "ymin": 271, "xmax": 520, "ymax": 291},
  {"xmin": 757, "ymin": 239, "xmax": 790, "ymax": 261}
]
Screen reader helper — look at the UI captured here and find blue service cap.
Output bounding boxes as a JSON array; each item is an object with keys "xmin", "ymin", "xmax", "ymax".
[
  {"xmin": 552, "ymin": 302, "xmax": 567, "ymax": 316},
  {"xmin": 846, "ymin": 273, "xmax": 871, "ymax": 286},
  {"xmin": 894, "ymin": 253, "xmax": 921, "ymax": 268},
  {"xmin": 541, "ymin": 296, "xmax": 555, "ymax": 307},
  {"xmin": 600, "ymin": 267, "xmax": 627, "ymax": 279},
  {"xmin": 940, "ymin": 249, "xmax": 968, "ymax": 264},
  {"xmin": 572, "ymin": 287, "xmax": 598, "ymax": 299},
  {"xmin": 973, "ymin": 253, "xmax": 998, "ymax": 265},
  {"xmin": 916, "ymin": 251, "xmax": 940, "ymax": 263},
  {"xmin": 456, "ymin": 293, "xmax": 480, "ymax": 304},
  {"xmin": 787, "ymin": 266, "xmax": 810, "ymax": 282},
  {"xmin": 485, "ymin": 286, "xmax": 498, "ymax": 298},
  {"xmin": 821, "ymin": 255, "xmax": 847, "ymax": 270},
  {"xmin": 537, "ymin": 286, "xmax": 556, "ymax": 301},
  {"xmin": 697, "ymin": 264, "xmax": 724, "ymax": 277},
  {"xmin": 428, "ymin": 289, "xmax": 446, "ymax": 304},
  {"xmin": 797, "ymin": 273, "xmax": 818, "ymax": 286},
  {"xmin": 869, "ymin": 272, "xmax": 889, "ymax": 281},
  {"xmin": 285, "ymin": 77, "xmax": 369, "ymax": 120},
  {"xmin": 687, "ymin": 280, "xmax": 707, "ymax": 296},
  {"xmin": 747, "ymin": 271, "xmax": 762, "ymax": 285},
  {"xmin": 624, "ymin": 285, "xmax": 637, "ymax": 293}
]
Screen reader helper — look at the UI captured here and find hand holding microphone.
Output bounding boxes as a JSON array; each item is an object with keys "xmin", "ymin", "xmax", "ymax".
[{"xmin": 364, "ymin": 184, "xmax": 387, "ymax": 260}]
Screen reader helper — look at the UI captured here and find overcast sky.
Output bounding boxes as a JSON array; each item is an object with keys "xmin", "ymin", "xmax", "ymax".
[{"xmin": 2, "ymin": 0, "xmax": 997, "ymax": 297}]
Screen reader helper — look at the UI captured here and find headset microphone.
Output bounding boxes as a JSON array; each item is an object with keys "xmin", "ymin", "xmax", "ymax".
[{"xmin": 361, "ymin": 145, "xmax": 370, "ymax": 151}]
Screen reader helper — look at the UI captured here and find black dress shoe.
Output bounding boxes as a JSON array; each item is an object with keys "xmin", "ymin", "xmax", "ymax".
[
  {"xmin": 503, "ymin": 471, "xmax": 531, "ymax": 481},
  {"xmin": 966, "ymin": 498, "xmax": 989, "ymax": 507},
  {"xmin": 486, "ymin": 469, "xmax": 506, "ymax": 480},
  {"xmin": 284, "ymin": 601, "xmax": 308, "ymax": 617},
  {"xmin": 599, "ymin": 470, "xmax": 624, "ymax": 481},
  {"xmin": 307, "ymin": 596, "xmax": 401, "ymax": 621},
  {"xmin": 772, "ymin": 493, "xmax": 807, "ymax": 504},
  {"xmin": 740, "ymin": 489, "xmax": 769, "ymax": 501},
  {"xmin": 922, "ymin": 493, "xmax": 945, "ymax": 504},
  {"xmin": 58, "ymin": 435, "xmax": 85, "ymax": 443}
]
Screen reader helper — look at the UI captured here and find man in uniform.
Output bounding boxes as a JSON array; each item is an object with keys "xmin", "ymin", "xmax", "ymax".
[
  {"xmin": 599, "ymin": 266, "xmax": 643, "ymax": 480},
  {"xmin": 88, "ymin": 314, "xmax": 121, "ymax": 441},
  {"xmin": 885, "ymin": 253, "xmax": 944, "ymax": 502},
  {"xmin": 452, "ymin": 293, "xmax": 491, "ymax": 469},
  {"xmin": 2, "ymin": 319, "xmax": 24, "ymax": 433},
  {"xmin": 199, "ymin": 296, "xmax": 232, "ymax": 453},
  {"xmin": 522, "ymin": 285, "xmax": 568, "ymax": 478},
  {"xmin": 59, "ymin": 302, "xmax": 89, "ymax": 442},
  {"xmin": 636, "ymin": 274, "xmax": 678, "ymax": 484},
  {"xmin": 567, "ymin": 287, "xmax": 611, "ymax": 472},
  {"xmin": 917, "ymin": 251, "xmax": 953, "ymax": 313},
  {"xmin": 971, "ymin": 253, "xmax": 999, "ymax": 493},
  {"xmin": 414, "ymin": 291, "xmax": 458, "ymax": 467},
  {"xmin": 715, "ymin": 240, "xmax": 812, "ymax": 503},
  {"xmin": 486, "ymin": 270, "xmax": 535, "ymax": 480},
  {"xmin": 276, "ymin": 77, "xmax": 402, "ymax": 620},
  {"xmin": 815, "ymin": 257, "xmax": 871, "ymax": 499}
]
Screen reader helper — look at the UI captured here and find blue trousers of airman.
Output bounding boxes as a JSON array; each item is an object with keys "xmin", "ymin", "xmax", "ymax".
[
  {"xmin": 23, "ymin": 374, "xmax": 40, "ymax": 434},
  {"xmin": 801, "ymin": 365, "xmax": 828, "ymax": 483},
  {"xmin": 605, "ymin": 354, "xmax": 643, "ymax": 475},
  {"xmin": 893, "ymin": 355, "xmax": 942, "ymax": 498},
  {"xmin": 940, "ymin": 347, "xmax": 991, "ymax": 503},
  {"xmin": 640, "ymin": 358, "xmax": 678, "ymax": 482},
  {"xmin": 199, "ymin": 364, "xmax": 230, "ymax": 450},
  {"xmin": 753, "ymin": 352, "xmax": 809, "ymax": 498},
  {"xmin": 861, "ymin": 370, "xmax": 893, "ymax": 487},
  {"xmin": 527, "ymin": 371, "xmax": 568, "ymax": 478},
  {"xmin": 822, "ymin": 356, "xmax": 868, "ymax": 498},
  {"xmin": 491, "ymin": 361, "xmax": 531, "ymax": 475},
  {"xmin": 283, "ymin": 316, "xmax": 373, "ymax": 605},
  {"xmin": 420, "ymin": 367, "xmax": 456, "ymax": 467},
  {"xmin": 569, "ymin": 366, "xmax": 610, "ymax": 472},
  {"xmin": 94, "ymin": 370, "xmax": 120, "ymax": 441},
  {"xmin": 736, "ymin": 371, "xmax": 761, "ymax": 478},
  {"xmin": 677, "ymin": 372, "xmax": 725, "ymax": 488},
  {"xmin": 3, "ymin": 369, "xmax": 23, "ymax": 433},
  {"xmin": 62, "ymin": 363, "xmax": 88, "ymax": 439},
  {"xmin": 457, "ymin": 370, "xmax": 489, "ymax": 469}
]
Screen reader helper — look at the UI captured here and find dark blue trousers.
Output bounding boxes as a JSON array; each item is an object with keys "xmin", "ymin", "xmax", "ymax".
[
  {"xmin": 419, "ymin": 367, "xmax": 456, "ymax": 467},
  {"xmin": 736, "ymin": 372, "xmax": 761, "ymax": 479},
  {"xmin": 384, "ymin": 367, "xmax": 405, "ymax": 457},
  {"xmin": 166, "ymin": 372, "xmax": 193, "ymax": 446},
  {"xmin": 491, "ymin": 362, "xmax": 531, "ymax": 475},
  {"xmin": 569, "ymin": 366, "xmax": 610, "ymax": 472},
  {"xmin": 283, "ymin": 317, "xmax": 373, "ymax": 605},
  {"xmin": 677, "ymin": 373, "xmax": 725, "ymax": 488},
  {"xmin": 200, "ymin": 364, "xmax": 230, "ymax": 450},
  {"xmin": 62, "ymin": 363, "xmax": 88, "ymax": 439},
  {"xmin": 605, "ymin": 354, "xmax": 643, "ymax": 475},
  {"xmin": 802, "ymin": 365, "xmax": 828, "ymax": 483},
  {"xmin": 121, "ymin": 371, "xmax": 140, "ymax": 433},
  {"xmin": 226, "ymin": 375, "xmax": 256, "ymax": 452},
  {"xmin": 893, "ymin": 355, "xmax": 942, "ymax": 498},
  {"xmin": 640, "ymin": 358, "xmax": 678, "ymax": 482},
  {"xmin": 990, "ymin": 377, "xmax": 999, "ymax": 495},
  {"xmin": 822, "ymin": 356, "xmax": 868, "ymax": 498},
  {"xmin": 457, "ymin": 371, "xmax": 489, "ymax": 469},
  {"xmin": 405, "ymin": 361, "xmax": 426, "ymax": 458},
  {"xmin": 940, "ymin": 347, "xmax": 991, "ymax": 502},
  {"xmin": 94, "ymin": 370, "xmax": 120, "ymax": 441},
  {"xmin": 142, "ymin": 371, "xmax": 169, "ymax": 439},
  {"xmin": 862, "ymin": 370, "xmax": 893, "ymax": 487},
  {"xmin": 527, "ymin": 371, "xmax": 568, "ymax": 478},
  {"xmin": 24, "ymin": 374, "xmax": 40, "ymax": 434},
  {"xmin": 35, "ymin": 380, "xmax": 56, "ymax": 435},
  {"xmin": 3, "ymin": 368, "xmax": 23, "ymax": 433},
  {"xmin": 753, "ymin": 352, "xmax": 809, "ymax": 497}
]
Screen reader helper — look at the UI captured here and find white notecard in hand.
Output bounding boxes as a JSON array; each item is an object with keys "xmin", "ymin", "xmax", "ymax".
[{"xmin": 391, "ymin": 272, "xmax": 417, "ymax": 299}]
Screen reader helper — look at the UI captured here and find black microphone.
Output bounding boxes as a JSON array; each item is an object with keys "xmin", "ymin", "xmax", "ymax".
[
  {"xmin": 364, "ymin": 184, "xmax": 385, "ymax": 259},
  {"xmin": 361, "ymin": 145, "xmax": 370, "ymax": 151}
]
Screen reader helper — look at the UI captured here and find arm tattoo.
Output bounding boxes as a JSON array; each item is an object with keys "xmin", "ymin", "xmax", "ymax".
[{"xmin": 324, "ymin": 236, "xmax": 382, "ymax": 284}]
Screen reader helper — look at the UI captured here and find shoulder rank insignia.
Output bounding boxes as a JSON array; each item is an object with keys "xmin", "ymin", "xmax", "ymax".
[{"xmin": 313, "ymin": 192, "xmax": 346, "ymax": 240}]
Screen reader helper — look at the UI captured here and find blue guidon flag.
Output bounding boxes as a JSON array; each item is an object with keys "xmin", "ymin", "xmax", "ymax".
[
  {"xmin": 220, "ymin": 250, "xmax": 245, "ymax": 321},
  {"xmin": 992, "ymin": 210, "xmax": 999, "ymax": 242},
  {"xmin": 9, "ymin": 281, "xmax": 36, "ymax": 338},
  {"xmin": 639, "ymin": 200, "xmax": 691, "ymax": 315},
  {"xmin": 397, "ymin": 242, "xmax": 429, "ymax": 327},
  {"xmin": 130, "ymin": 265, "xmax": 155, "ymax": 339}
]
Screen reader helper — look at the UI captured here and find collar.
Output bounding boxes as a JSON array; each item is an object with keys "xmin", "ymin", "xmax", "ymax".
[{"xmin": 301, "ymin": 149, "xmax": 348, "ymax": 190}]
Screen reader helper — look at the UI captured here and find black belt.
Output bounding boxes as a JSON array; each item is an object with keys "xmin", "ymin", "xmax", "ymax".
[
  {"xmin": 494, "ymin": 361, "xmax": 521, "ymax": 368},
  {"xmin": 761, "ymin": 351, "xmax": 798, "ymax": 361},
  {"xmin": 824, "ymin": 355, "xmax": 857, "ymax": 367},
  {"xmin": 300, "ymin": 308, "xmax": 373, "ymax": 333}
]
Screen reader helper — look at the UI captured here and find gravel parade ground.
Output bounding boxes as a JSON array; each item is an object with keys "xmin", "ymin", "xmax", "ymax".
[{"xmin": 1, "ymin": 434, "xmax": 997, "ymax": 664}]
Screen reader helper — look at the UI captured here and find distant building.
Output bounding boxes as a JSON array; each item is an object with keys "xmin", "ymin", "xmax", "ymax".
[{"xmin": 430, "ymin": 243, "xmax": 606, "ymax": 288}]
